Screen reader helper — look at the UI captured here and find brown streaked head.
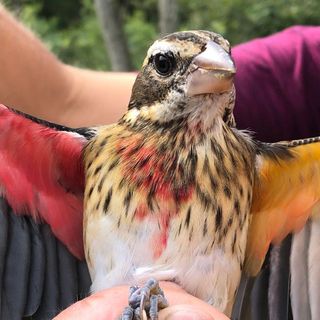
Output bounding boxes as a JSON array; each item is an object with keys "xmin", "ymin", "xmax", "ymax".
[{"xmin": 125, "ymin": 30, "xmax": 236, "ymax": 129}]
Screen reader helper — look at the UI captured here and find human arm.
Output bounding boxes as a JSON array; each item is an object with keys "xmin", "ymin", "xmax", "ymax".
[{"xmin": 0, "ymin": 4, "xmax": 135, "ymax": 127}]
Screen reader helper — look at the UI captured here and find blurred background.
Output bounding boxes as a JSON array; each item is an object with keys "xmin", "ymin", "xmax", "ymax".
[{"xmin": 3, "ymin": 0, "xmax": 320, "ymax": 71}]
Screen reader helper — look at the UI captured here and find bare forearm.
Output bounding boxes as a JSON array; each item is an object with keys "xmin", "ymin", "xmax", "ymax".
[
  {"xmin": 0, "ymin": 5, "xmax": 72, "ymax": 121},
  {"xmin": 62, "ymin": 67, "xmax": 135, "ymax": 127},
  {"xmin": 0, "ymin": 4, "xmax": 135, "ymax": 127}
]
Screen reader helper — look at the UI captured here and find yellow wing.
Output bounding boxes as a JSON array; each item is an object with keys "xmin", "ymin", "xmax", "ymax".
[{"xmin": 245, "ymin": 138, "xmax": 320, "ymax": 276}]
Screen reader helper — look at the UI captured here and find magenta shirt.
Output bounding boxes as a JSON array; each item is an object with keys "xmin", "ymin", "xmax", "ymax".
[{"xmin": 233, "ymin": 26, "xmax": 320, "ymax": 142}]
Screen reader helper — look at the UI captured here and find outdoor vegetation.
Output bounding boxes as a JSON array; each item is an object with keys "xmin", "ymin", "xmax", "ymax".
[{"xmin": 3, "ymin": 0, "xmax": 320, "ymax": 70}]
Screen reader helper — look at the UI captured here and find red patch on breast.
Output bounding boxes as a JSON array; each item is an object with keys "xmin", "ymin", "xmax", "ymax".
[
  {"xmin": 116, "ymin": 137, "xmax": 194, "ymax": 203},
  {"xmin": 116, "ymin": 135, "xmax": 194, "ymax": 259},
  {"xmin": 153, "ymin": 212, "xmax": 171, "ymax": 259}
]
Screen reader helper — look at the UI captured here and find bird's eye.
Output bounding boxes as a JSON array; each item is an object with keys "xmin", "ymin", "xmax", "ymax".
[{"xmin": 153, "ymin": 53, "xmax": 174, "ymax": 76}]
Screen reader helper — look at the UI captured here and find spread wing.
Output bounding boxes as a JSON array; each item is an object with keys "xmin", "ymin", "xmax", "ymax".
[
  {"xmin": 245, "ymin": 138, "xmax": 320, "ymax": 276},
  {"xmin": 0, "ymin": 104, "xmax": 93, "ymax": 318}
]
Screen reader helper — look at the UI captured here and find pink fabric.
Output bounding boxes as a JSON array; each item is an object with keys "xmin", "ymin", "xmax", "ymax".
[{"xmin": 233, "ymin": 26, "xmax": 320, "ymax": 142}]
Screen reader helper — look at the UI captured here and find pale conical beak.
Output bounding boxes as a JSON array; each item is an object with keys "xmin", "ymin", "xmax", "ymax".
[{"xmin": 186, "ymin": 40, "xmax": 236, "ymax": 96}]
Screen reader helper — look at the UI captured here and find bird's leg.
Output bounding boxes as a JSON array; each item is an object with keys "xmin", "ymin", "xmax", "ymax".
[
  {"xmin": 120, "ymin": 306, "xmax": 134, "ymax": 320},
  {"xmin": 149, "ymin": 294, "xmax": 169, "ymax": 320},
  {"xmin": 120, "ymin": 279, "xmax": 168, "ymax": 320}
]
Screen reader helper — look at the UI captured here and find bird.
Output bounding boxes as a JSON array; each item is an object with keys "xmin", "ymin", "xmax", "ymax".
[
  {"xmin": 83, "ymin": 30, "xmax": 248, "ymax": 317},
  {"xmin": 82, "ymin": 30, "xmax": 320, "ymax": 318},
  {"xmin": 1, "ymin": 30, "xmax": 320, "ymax": 319}
]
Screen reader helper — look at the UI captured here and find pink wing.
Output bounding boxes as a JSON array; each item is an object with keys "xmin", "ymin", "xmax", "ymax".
[
  {"xmin": 0, "ymin": 104, "xmax": 95, "ymax": 318},
  {"xmin": 0, "ymin": 104, "xmax": 88, "ymax": 259}
]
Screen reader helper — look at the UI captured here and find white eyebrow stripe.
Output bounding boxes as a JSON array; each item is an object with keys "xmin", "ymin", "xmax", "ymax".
[{"xmin": 147, "ymin": 41, "xmax": 177, "ymax": 56}]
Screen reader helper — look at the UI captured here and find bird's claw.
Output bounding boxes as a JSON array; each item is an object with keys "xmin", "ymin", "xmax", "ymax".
[{"xmin": 120, "ymin": 279, "xmax": 168, "ymax": 320}]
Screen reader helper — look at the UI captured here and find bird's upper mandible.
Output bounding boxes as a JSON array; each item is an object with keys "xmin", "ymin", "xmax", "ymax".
[{"xmin": 186, "ymin": 40, "xmax": 236, "ymax": 96}]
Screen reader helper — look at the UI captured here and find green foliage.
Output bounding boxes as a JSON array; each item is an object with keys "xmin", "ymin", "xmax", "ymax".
[
  {"xmin": 178, "ymin": 0, "xmax": 320, "ymax": 45},
  {"xmin": 4, "ymin": 0, "xmax": 320, "ymax": 70},
  {"xmin": 124, "ymin": 10, "xmax": 157, "ymax": 68},
  {"xmin": 7, "ymin": 0, "xmax": 110, "ymax": 69}
]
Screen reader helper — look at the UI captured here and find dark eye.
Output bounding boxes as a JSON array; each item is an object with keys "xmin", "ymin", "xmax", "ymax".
[{"xmin": 153, "ymin": 53, "xmax": 174, "ymax": 76}]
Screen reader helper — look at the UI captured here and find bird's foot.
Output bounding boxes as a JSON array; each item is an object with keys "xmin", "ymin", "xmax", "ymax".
[{"xmin": 120, "ymin": 278, "xmax": 168, "ymax": 320}]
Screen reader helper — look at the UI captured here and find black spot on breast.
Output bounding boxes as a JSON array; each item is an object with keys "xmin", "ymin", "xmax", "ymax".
[
  {"xmin": 100, "ymin": 139, "xmax": 108, "ymax": 147},
  {"xmin": 232, "ymin": 233, "xmax": 237, "ymax": 254},
  {"xmin": 230, "ymin": 152, "xmax": 238, "ymax": 167},
  {"xmin": 124, "ymin": 189, "xmax": 133, "ymax": 216},
  {"xmin": 147, "ymin": 189, "xmax": 156, "ymax": 212},
  {"xmin": 239, "ymin": 186, "xmax": 243, "ymax": 197},
  {"xmin": 178, "ymin": 222, "xmax": 182, "ymax": 236},
  {"xmin": 196, "ymin": 184, "xmax": 211, "ymax": 211},
  {"xmin": 202, "ymin": 155, "xmax": 210, "ymax": 173},
  {"xmin": 189, "ymin": 226, "xmax": 194, "ymax": 241},
  {"xmin": 86, "ymin": 159, "xmax": 93, "ymax": 170},
  {"xmin": 213, "ymin": 153, "xmax": 231, "ymax": 181},
  {"xmin": 239, "ymin": 214, "xmax": 247, "ymax": 231},
  {"xmin": 223, "ymin": 226, "xmax": 228, "ymax": 237},
  {"xmin": 98, "ymin": 176, "xmax": 106, "ymax": 193},
  {"xmin": 158, "ymin": 141, "xmax": 168, "ymax": 153},
  {"xmin": 118, "ymin": 178, "xmax": 126, "ymax": 190},
  {"xmin": 216, "ymin": 206, "xmax": 222, "ymax": 230},
  {"xmin": 247, "ymin": 191, "xmax": 252, "ymax": 203},
  {"xmin": 224, "ymin": 186, "xmax": 231, "ymax": 198},
  {"xmin": 203, "ymin": 218, "xmax": 208, "ymax": 236},
  {"xmin": 209, "ymin": 172, "xmax": 218, "ymax": 192},
  {"xmin": 95, "ymin": 148, "xmax": 103, "ymax": 158},
  {"xmin": 211, "ymin": 140, "xmax": 224, "ymax": 161},
  {"xmin": 234, "ymin": 199, "xmax": 240, "ymax": 216},
  {"xmin": 93, "ymin": 164, "xmax": 102, "ymax": 176},
  {"xmin": 108, "ymin": 158, "xmax": 119, "ymax": 172},
  {"xmin": 187, "ymin": 147, "xmax": 198, "ymax": 172},
  {"xmin": 103, "ymin": 188, "xmax": 113, "ymax": 213},
  {"xmin": 137, "ymin": 156, "xmax": 150, "ymax": 169},
  {"xmin": 88, "ymin": 186, "xmax": 94, "ymax": 198},
  {"xmin": 185, "ymin": 207, "xmax": 191, "ymax": 228}
]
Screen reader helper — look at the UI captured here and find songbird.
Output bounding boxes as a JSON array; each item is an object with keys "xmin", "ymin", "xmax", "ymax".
[
  {"xmin": 83, "ymin": 30, "xmax": 320, "ymax": 318},
  {"xmin": 1, "ymin": 30, "xmax": 320, "ymax": 319}
]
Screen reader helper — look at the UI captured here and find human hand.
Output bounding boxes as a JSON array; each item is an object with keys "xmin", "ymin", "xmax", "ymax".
[{"xmin": 54, "ymin": 281, "xmax": 230, "ymax": 320}]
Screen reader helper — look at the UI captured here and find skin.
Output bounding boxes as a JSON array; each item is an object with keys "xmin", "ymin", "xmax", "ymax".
[
  {"xmin": 0, "ymin": 4, "xmax": 229, "ymax": 319},
  {"xmin": 0, "ymin": 4, "xmax": 134, "ymax": 127},
  {"xmin": 54, "ymin": 282, "xmax": 229, "ymax": 320}
]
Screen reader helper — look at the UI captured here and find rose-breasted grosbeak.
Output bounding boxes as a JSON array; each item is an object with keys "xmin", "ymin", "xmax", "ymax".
[{"xmin": 83, "ymin": 31, "xmax": 320, "ymax": 318}]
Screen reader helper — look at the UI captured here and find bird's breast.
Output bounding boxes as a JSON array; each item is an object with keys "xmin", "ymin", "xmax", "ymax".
[{"xmin": 83, "ymin": 124, "xmax": 256, "ymax": 309}]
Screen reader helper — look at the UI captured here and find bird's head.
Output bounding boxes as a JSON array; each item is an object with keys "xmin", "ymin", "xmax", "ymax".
[{"xmin": 124, "ymin": 30, "xmax": 236, "ymax": 132}]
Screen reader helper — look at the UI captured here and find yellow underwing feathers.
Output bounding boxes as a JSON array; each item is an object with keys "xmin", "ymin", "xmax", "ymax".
[{"xmin": 245, "ymin": 140, "xmax": 320, "ymax": 275}]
